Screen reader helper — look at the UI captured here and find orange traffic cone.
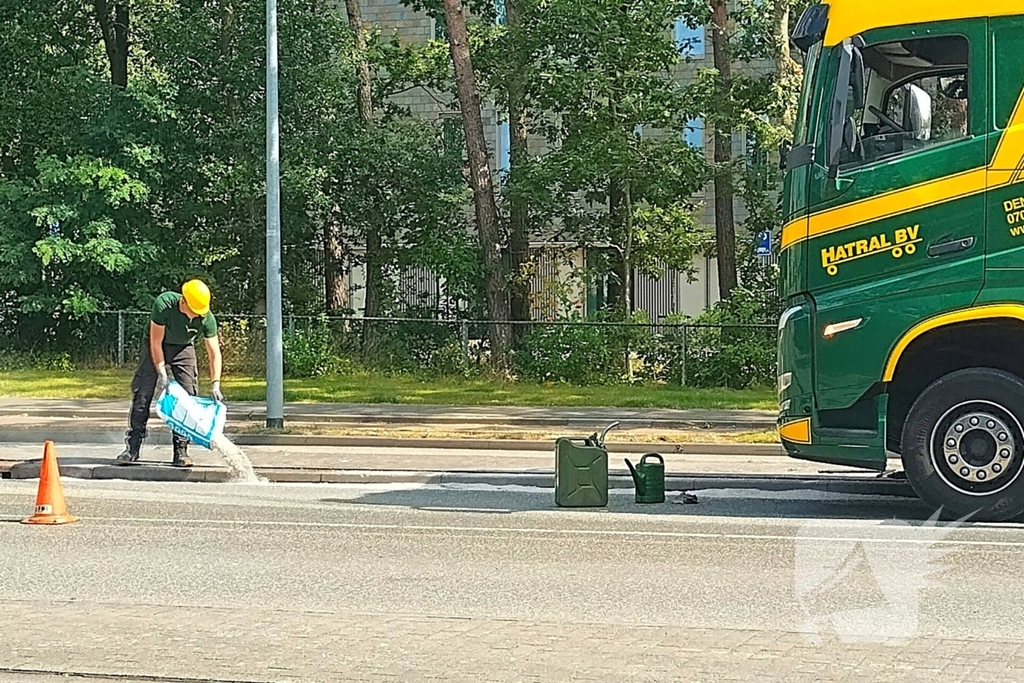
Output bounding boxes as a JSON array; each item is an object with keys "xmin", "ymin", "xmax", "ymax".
[{"xmin": 22, "ymin": 441, "xmax": 79, "ymax": 525}]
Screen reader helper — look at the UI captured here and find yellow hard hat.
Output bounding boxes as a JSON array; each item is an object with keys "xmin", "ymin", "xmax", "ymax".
[{"xmin": 181, "ymin": 279, "xmax": 211, "ymax": 316}]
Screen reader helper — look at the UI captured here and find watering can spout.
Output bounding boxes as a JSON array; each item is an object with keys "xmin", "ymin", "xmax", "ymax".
[{"xmin": 624, "ymin": 458, "xmax": 640, "ymax": 487}]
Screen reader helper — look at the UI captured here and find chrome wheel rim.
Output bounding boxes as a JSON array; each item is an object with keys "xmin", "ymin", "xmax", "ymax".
[{"xmin": 930, "ymin": 401, "xmax": 1024, "ymax": 496}]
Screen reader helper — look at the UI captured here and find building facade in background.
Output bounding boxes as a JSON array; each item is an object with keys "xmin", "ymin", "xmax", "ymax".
[{"xmin": 344, "ymin": 0, "xmax": 774, "ymax": 321}]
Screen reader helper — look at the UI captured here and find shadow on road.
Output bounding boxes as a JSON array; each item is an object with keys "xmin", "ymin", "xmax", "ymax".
[{"xmin": 325, "ymin": 487, "xmax": 943, "ymax": 523}]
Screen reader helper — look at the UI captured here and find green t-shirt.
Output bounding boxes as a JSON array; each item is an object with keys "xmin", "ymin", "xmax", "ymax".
[{"xmin": 151, "ymin": 291, "xmax": 218, "ymax": 346}]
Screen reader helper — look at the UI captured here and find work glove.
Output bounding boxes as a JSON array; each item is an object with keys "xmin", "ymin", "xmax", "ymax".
[
  {"xmin": 155, "ymin": 363, "xmax": 169, "ymax": 396},
  {"xmin": 211, "ymin": 380, "xmax": 224, "ymax": 403}
]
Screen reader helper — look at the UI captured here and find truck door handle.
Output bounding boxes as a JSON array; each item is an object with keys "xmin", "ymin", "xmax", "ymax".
[{"xmin": 928, "ymin": 237, "xmax": 975, "ymax": 257}]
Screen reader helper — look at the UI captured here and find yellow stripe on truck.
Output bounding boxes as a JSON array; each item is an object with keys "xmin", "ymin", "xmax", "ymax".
[
  {"xmin": 784, "ymin": 169, "xmax": 986, "ymax": 251},
  {"xmin": 882, "ymin": 304, "xmax": 1024, "ymax": 382}
]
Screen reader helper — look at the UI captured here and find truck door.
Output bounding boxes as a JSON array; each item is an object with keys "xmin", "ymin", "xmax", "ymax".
[
  {"xmin": 806, "ymin": 22, "xmax": 989, "ymax": 408},
  {"xmin": 983, "ymin": 16, "xmax": 1024, "ymax": 298}
]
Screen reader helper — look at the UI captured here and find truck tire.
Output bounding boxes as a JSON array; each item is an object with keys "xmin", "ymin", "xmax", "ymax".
[{"xmin": 901, "ymin": 368, "xmax": 1024, "ymax": 521}]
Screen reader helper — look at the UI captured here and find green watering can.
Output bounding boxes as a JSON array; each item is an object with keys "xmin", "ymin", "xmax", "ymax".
[{"xmin": 624, "ymin": 453, "xmax": 665, "ymax": 504}]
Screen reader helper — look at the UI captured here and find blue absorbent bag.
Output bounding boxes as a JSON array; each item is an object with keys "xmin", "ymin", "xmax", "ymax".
[{"xmin": 156, "ymin": 380, "xmax": 227, "ymax": 450}]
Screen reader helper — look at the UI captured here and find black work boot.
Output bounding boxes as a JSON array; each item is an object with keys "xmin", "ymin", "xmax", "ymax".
[
  {"xmin": 116, "ymin": 430, "xmax": 143, "ymax": 465},
  {"xmin": 171, "ymin": 439, "xmax": 193, "ymax": 468}
]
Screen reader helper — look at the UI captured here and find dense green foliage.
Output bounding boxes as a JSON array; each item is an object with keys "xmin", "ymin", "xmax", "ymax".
[
  {"xmin": 2, "ymin": 0, "xmax": 797, "ymax": 390},
  {"xmin": 1, "ymin": 0, "xmax": 475, "ymax": 319}
]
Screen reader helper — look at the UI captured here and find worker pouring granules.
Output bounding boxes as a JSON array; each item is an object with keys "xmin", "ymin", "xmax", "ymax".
[{"xmin": 117, "ymin": 279, "xmax": 224, "ymax": 468}]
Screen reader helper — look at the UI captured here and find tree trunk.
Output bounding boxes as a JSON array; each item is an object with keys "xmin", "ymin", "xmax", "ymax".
[
  {"xmin": 772, "ymin": 0, "xmax": 791, "ymax": 71},
  {"xmin": 506, "ymin": 0, "xmax": 531, "ymax": 331},
  {"xmin": 220, "ymin": 3, "xmax": 241, "ymax": 156},
  {"xmin": 772, "ymin": 0, "xmax": 801, "ymax": 129},
  {"xmin": 220, "ymin": 1, "xmax": 238, "ymax": 119},
  {"xmin": 344, "ymin": 0, "xmax": 383, "ymax": 358},
  {"xmin": 710, "ymin": 0, "xmax": 737, "ymax": 300},
  {"xmin": 622, "ymin": 182, "xmax": 633, "ymax": 319},
  {"xmin": 362, "ymin": 227, "xmax": 384, "ymax": 322},
  {"xmin": 605, "ymin": 252, "xmax": 628, "ymax": 316},
  {"xmin": 325, "ymin": 224, "xmax": 349, "ymax": 313},
  {"xmin": 622, "ymin": 182, "xmax": 635, "ymax": 380},
  {"xmin": 442, "ymin": 0, "xmax": 512, "ymax": 374},
  {"xmin": 606, "ymin": 179, "xmax": 629, "ymax": 316},
  {"xmin": 345, "ymin": 0, "xmax": 374, "ymax": 125},
  {"xmin": 94, "ymin": 0, "xmax": 129, "ymax": 89}
]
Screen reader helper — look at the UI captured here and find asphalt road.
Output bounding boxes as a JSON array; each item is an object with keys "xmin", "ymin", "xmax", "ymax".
[{"xmin": 2, "ymin": 479, "xmax": 1024, "ymax": 682}]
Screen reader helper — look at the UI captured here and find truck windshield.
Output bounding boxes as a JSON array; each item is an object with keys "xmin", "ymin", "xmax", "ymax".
[{"xmin": 793, "ymin": 41, "xmax": 822, "ymax": 145}]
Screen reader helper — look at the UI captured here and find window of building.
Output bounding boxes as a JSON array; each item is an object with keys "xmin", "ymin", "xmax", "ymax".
[
  {"xmin": 494, "ymin": 0, "xmax": 507, "ymax": 26},
  {"xmin": 674, "ymin": 20, "xmax": 705, "ymax": 58},
  {"xmin": 433, "ymin": 16, "xmax": 446, "ymax": 41},
  {"xmin": 684, "ymin": 118, "xmax": 704, "ymax": 149},
  {"xmin": 497, "ymin": 121, "xmax": 510, "ymax": 173}
]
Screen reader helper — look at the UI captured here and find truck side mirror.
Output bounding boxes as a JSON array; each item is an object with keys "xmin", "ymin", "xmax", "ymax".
[{"xmin": 792, "ymin": 3, "xmax": 829, "ymax": 53}]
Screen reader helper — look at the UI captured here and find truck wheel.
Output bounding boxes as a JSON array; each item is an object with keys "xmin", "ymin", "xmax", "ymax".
[{"xmin": 901, "ymin": 368, "xmax": 1024, "ymax": 521}]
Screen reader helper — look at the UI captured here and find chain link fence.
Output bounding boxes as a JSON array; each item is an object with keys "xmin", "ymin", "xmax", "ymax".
[{"xmin": 0, "ymin": 311, "xmax": 777, "ymax": 389}]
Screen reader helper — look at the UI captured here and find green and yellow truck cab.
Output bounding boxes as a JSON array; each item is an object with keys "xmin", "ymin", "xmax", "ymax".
[{"xmin": 779, "ymin": 0, "xmax": 1024, "ymax": 519}]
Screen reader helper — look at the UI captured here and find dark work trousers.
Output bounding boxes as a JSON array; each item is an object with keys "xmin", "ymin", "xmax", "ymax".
[{"xmin": 126, "ymin": 340, "xmax": 199, "ymax": 455}]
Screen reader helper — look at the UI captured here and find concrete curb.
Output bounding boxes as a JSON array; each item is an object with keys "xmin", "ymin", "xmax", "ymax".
[
  {"xmin": 0, "ymin": 409, "xmax": 776, "ymax": 431},
  {"xmin": 0, "ymin": 427, "xmax": 785, "ymax": 456},
  {"xmin": 0, "ymin": 459, "xmax": 914, "ymax": 497}
]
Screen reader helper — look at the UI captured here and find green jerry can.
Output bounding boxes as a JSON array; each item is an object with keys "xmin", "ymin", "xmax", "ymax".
[
  {"xmin": 554, "ymin": 422, "xmax": 618, "ymax": 508},
  {"xmin": 625, "ymin": 453, "xmax": 665, "ymax": 504}
]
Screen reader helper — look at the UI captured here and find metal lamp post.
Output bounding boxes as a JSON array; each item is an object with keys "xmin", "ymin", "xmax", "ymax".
[{"xmin": 265, "ymin": 0, "xmax": 285, "ymax": 429}]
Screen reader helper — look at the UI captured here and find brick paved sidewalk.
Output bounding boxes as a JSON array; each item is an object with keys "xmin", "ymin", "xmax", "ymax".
[{"xmin": 3, "ymin": 601, "xmax": 1019, "ymax": 682}]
